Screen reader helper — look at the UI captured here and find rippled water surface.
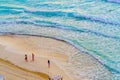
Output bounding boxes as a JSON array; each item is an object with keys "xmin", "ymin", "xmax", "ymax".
[{"xmin": 0, "ymin": 0, "xmax": 120, "ymax": 79}]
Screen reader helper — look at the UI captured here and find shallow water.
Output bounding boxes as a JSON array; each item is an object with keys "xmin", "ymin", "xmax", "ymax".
[{"xmin": 0, "ymin": 0, "xmax": 120, "ymax": 79}]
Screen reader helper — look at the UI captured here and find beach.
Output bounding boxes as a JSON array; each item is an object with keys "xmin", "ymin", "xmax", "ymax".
[
  {"xmin": 0, "ymin": 34, "xmax": 77, "ymax": 80},
  {"xmin": 0, "ymin": 35, "xmax": 112, "ymax": 80}
]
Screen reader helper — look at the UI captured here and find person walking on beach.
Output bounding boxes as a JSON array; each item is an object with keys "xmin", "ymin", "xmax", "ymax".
[
  {"xmin": 25, "ymin": 54, "xmax": 28, "ymax": 62},
  {"xmin": 48, "ymin": 60, "xmax": 50, "ymax": 68},
  {"xmin": 32, "ymin": 53, "xmax": 35, "ymax": 61}
]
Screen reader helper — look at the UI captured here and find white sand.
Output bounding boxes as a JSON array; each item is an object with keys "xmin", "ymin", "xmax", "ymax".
[
  {"xmin": 0, "ymin": 35, "xmax": 112, "ymax": 80},
  {"xmin": 0, "ymin": 35, "xmax": 77, "ymax": 80}
]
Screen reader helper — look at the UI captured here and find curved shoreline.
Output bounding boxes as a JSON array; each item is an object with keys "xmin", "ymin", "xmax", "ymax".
[
  {"xmin": 0, "ymin": 34, "xmax": 76, "ymax": 80},
  {"xmin": 0, "ymin": 33, "xmax": 113, "ymax": 73},
  {"xmin": 0, "ymin": 34, "xmax": 112, "ymax": 80}
]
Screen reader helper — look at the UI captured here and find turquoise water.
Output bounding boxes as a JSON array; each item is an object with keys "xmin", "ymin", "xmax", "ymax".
[{"xmin": 0, "ymin": 0, "xmax": 120, "ymax": 79}]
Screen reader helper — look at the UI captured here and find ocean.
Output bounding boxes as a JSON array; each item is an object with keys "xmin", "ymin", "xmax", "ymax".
[{"xmin": 0, "ymin": 0, "xmax": 120, "ymax": 80}]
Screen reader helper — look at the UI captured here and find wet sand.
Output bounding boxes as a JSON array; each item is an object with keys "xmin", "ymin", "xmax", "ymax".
[
  {"xmin": 0, "ymin": 35, "xmax": 112, "ymax": 80},
  {"xmin": 0, "ymin": 35, "xmax": 76, "ymax": 80}
]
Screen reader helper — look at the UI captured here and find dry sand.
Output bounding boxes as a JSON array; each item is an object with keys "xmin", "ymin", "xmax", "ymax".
[
  {"xmin": 0, "ymin": 35, "xmax": 78, "ymax": 80},
  {"xmin": 0, "ymin": 35, "xmax": 112, "ymax": 80}
]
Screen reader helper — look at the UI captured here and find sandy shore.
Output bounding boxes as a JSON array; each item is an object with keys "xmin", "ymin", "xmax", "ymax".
[
  {"xmin": 0, "ymin": 35, "xmax": 78, "ymax": 80},
  {"xmin": 0, "ymin": 58, "xmax": 48, "ymax": 80},
  {"xmin": 0, "ymin": 35, "xmax": 112, "ymax": 80}
]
